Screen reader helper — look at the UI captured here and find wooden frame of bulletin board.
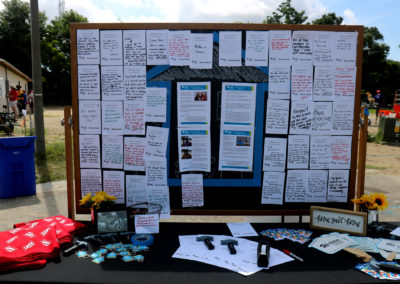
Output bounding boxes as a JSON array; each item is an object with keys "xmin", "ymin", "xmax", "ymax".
[{"xmin": 69, "ymin": 23, "xmax": 364, "ymax": 217}]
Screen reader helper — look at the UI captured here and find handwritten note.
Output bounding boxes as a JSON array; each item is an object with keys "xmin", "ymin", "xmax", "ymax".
[
  {"xmin": 79, "ymin": 135, "xmax": 100, "ymax": 168},
  {"xmin": 262, "ymin": 172, "xmax": 285, "ymax": 205},
  {"xmin": 245, "ymin": 31, "xmax": 269, "ymax": 66},
  {"xmin": 190, "ymin": 33, "xmax": 213, "ymax": 69},
  {"xmin": 79, "ymin": 100, "xmax": 101, "ymax": 134},
  {"xmin": 268, "ymin": 65, "xmax": 290, "ymax": 100},
  {"xmin": 80, "ymin": 169, "xmax": 102, "ymax": 196},
  {"xmin": 335, "ymin": 32, "xmax": 358, "ymax": 66},
  {"xmin": 146, "ymin": 29, "xmax": 169, "ymax": 65},
  {"xmin": 292, "ymin": 30, "xmax": 313, "ymax": 63},
  {"xmin": 310, "ymin": 135, "xmax": 331, "ymax": 169},
  {"xmin": 169, "ymin": 30, "xmax": 191, "ymax": 66},
  {"xmin": 77, "ymin": 29, "xmax": 99, "ymax": 65},
  {"xmin": 265, "ymin": 99, "xmax": 289, "ymax": 134},
  {"xmin": 144, "ymin": 126, "xmax": 169, "ymax": 160},
  {"xmin": 219, "ymin": 31, "xmax": 242, "ymax": 67},
  {"xmin": 135, "ymin": 214, "xmax": 159, "ymax": 234},
  {"xmin": 334, "ymin": 67, "xmax": 356, "ymax": 101},
  {"xmin": 124, "ymin": 65, "xmax": 146, "ymax": 101},
  {"xmin": 146, "ymin": 159, "xmax": 170, "ymax": 219},
  {"xmin": 126, "ymin": 175, "xmax": 147, "ymax": 206},
  {"xmin": 124, "ymin": 99, "xmax": 145, "ymax": 135},
  {"xmin": 313, "ymin": 66, "xmax": 335, "ymax": 101},
  {"xmin": 123, "ymin": 137, "xmax": 145, "ymax": 172},
  {"xmin": 332, "ymin": 101, "xmax": 354, "ymax": 135},
  {"xmin": 327, "ymin": 170, "xmax": 349, "ymax": 202},
  {"xmin": 147, "ymin": 186, "xmax": 170, "ymax": 219},
  {"xmin": 263, "ymin": 137, "xmax": 287, "ymax": 172},
  {"xmin": 103, "ymin": 170, "xmax": 125, "ymax": 204},
  {"xmin": 269, "ymin": 30, "xmax": 292, "ymax": 64},
  {"xmin": 102, "ymin": 135, "xmax": 123, "ymax": 169},
  {"xmin": 100, "ymin": 30, "xmax": 123, "ymax": 65},
  {"xmin": 181, "ymin": 174, "xmax": 204, "ymax": 208},
  {"xmin": 290, "ymin": 100, "xmax": 313, "ymax": 135},
  {"xmin": 313, "ymin": 31, "xmax": 335, "ymax": 65},
  {"xmin": 291, "ymin": 65, "xmax": 313, "ymax": 100},
  {"xmin": 102, "ymin": 100, "xmax": 123, "ymax": 135},
  {"xmin": 330, "ymin": 136, "xmax": 352, "ymax": 169},
  {"xmin": 78, "ymin": 65, "xmax": 100, "ymax": 100},
  {"xmin": 101, "ymin": 65, "xmax": 124, "ymax": 100},
  {"xmin": 311, "ymin": 101, "xmax": 332, "ymax": 135},
  {"xmin": 123, "ymin": 29, "xmax": 146, "ymax": 66},
  {"xmin": 145, "ymin": 87, "xmax": 167, "ymax": 123},
  {"xmin": 287, "ymin": 135, "xmax": 309, "ymax": 169},
  {"xmin": 307, "ymin": 170, "xmax": 328, "ymax": 202},
  {"xmin": 285, "ymin": 170, "xmax": 307, "ymax": 202}
]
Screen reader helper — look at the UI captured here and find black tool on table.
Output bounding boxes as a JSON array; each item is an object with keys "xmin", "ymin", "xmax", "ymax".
[
  {"xmin": 63, "ymin": 240, "xmax": 88, "ymax": 256},
  {"xmin": 257, "ymin": 239, "xmax": 270, "ymax": 267},
  {"xmin": 196, "ymin": 236, "xmax": 215, "ymax": 250},
  {"xmin": 83, "ymin": 234, "xmax": 105, "ymax": 246},
  {"xmin": 370, "ymin": 259, "xmax": 400, "ymax": 273},
  {"xmin": 221, "ymin": 239, "xmax": 238, "ymax": 255}
]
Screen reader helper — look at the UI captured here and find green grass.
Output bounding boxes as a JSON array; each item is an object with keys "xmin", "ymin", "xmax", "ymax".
[
  {"xmin": 35, "ymin": 141, "xmax": 66, "ymax": 184},
  {"xmin": 365, "ymin": 165, "xmax": 387, "ymax": 170}
]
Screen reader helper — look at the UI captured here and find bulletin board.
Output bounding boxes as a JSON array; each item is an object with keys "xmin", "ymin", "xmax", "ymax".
[{"xmin": 70, "ymin": 23, "xmax": 364, "ymax": 216}]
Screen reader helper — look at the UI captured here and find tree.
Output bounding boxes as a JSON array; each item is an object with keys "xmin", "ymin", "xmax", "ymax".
[
  {"xmin": 311, "ymin": 12, "xmax": 343, "ymax": 25},
  {"xmin": 263, "ymin": 0, "xmax": 307, "ymax": 24}
]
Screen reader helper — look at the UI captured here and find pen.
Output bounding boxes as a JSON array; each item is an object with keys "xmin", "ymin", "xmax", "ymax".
[{"xmin": 283, "ymin": 249, "xmax": 304, "ymax": 262}]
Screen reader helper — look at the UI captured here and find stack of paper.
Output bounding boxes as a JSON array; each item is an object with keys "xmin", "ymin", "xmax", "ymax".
[
  {"xmin": 172, "ymin": 234, "xmax": 293, "ymax": 276},
  {"xmin": 308, "ymin": 232, "xmax": 356, "ymax": 254}
]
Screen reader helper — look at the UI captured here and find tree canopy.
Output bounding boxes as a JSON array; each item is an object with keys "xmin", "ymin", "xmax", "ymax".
[{"xmin": 263, "ymin": 0, "xmax": 307, "ymax": 24}]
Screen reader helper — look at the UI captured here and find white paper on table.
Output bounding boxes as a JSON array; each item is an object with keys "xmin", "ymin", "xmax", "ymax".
[
  {"xmin": 124, "ymin": 136, "xmax": 145, "ymax": 172},
  {"xmin": 102, "ymin": 100, "xmax": 124, "ymax": 135},
  {"xmin": 262, "ymin": 171, "xmax": 285, "ymax": 205},
  {"xmin": 124, "ymin": 99, "xmax": 146, "ymax": 135},
  {"xmin": 311, "ymin": 101, "xmax": 332, "ymax": 135},
  {"xmin": 80, "ymin": 169, "xmax": 102, "ymax": 197},
  {"xmin": 221, "ymin": 82, "xmax": 256, "ymax": 126},
  {"xmin": 218, "ymin": 126, "xmax": 254, "ymax": 172},
  {"xmin": 269, "ymin": 30, "xmax": 292, "ymax": 64},
  {"xmin": 102, "ymin": 135, "xmax": 123, "ymax": 169},
  {"xmin": 177, "ymin": 82, "xmax": 211, "ymax": 127},
  {"xmin": 309, "ymin": 235, "xmax": 353, "ymax": 254},
  {"xmin": 313, "ymin": 31, "xmax": 335, "ymax": 65},
  {"xmin": 313, "ymin": 65, "xmax": 335, "ymax": 101},
  {"xmin": 310, "ymin": 135, "xmax": 331, "ymax": 169},
  {"xmin": 123, "ymin": 29, "xmax": 146, "ymax": 66},
  {"xmin": 227, "ymin": 222, "xmax": 258, "ymax": 237},
  {"xmin": 289, "ymin": 100, "xmax": 313, "ymax": 135},
  {"xmin": 124, "ymin": 65, "xmax": 146, "ymax": 101},
  {"xmin": 78, "ymin": 65, "xmax": 100, "ymax": 100},
  {"xmin": 101, "ymin": 65, "xmax": 124, "ymax": 101},
  {"xmin": 327, "ymin": 169, "xmax": 349, "ymax": 202},
  {"xmin": 377, "ymin": 239, "xmax": 400, "ymax": 253},
  {"xmin": 391, "ymin": 228, "xmax": 400, "ymax": 237},
  {"xmin": 79, "ymin": 135, "xmax": 100, "ymax": 169},
  {"xmin": 307, "ymin": 170, "xmax": 328, "ymax": 202},
  {"xmin": 268, "ymin": 65, "xmax": 290, "ymax": 100},
  {"xmin": 126, "ymin": 175, "xmax": 147, "ymax": 206},
  {"xmin": 181, "ymin": 174, "xmax": 204, "ymax": 208},
  {"xmin": 219, "ymin": 31, "xmax": 242, "ymax": 67},
  {"xmin": 77, "ymin": 29, "xmax": 99, "ymax": 65},
  {"xmin": 335, "ymin": 32, "xmax": 358, "ymax": 66},
  {"xmin": 334, "ymin": 66, "xmax": 356, "ymax": 101},
  {"xmin": 135, "ymin": 214, "xmax": 159, "ymax": 234},
  {"xmin": 178, "ymin": 127, "xmax": 211, "ymax": 173},
  {"xmin": 285, "ymin": 170, "xmax": 308, "ymax": 202},
  {"xmin": 169, "ymin": 30, "xmax": 190, "ymax": 66},
  {"xmin": 330, "ymin": 136, "xmax": 352, "ymax": 169},
  {"xmin": 263, "ymin": 137, "xmax": 287, "ymax": 172},
  {"xmin": 265, "ymin": 99, "xmax": 290, "ymax": 134},
  {"xmin": 190, "ymin": 33, "xmax": 213, "ymax": 69},
  {"xmin": 100, "ymin": 30, "xmax": 123, "ymax": 65},
  {"xmin": 245, "ymin": 31, "xmax": 269, "ymax": 67},
  {"xmin": 332, "ymin": 101, "xmax": 354, "ymax": 135},
  {"xmin": 144, "ymin": 126, "xmax": 169, "ymax": 160},
  {"xmin": 292, "ymin": 30, "xmax": 313, "ymax": 64},
  {"xmin": 145, "ymin": 87, "xmax": 167, "ymax": 123},
  {"xmin": 291, "ymin": 64, "xmax": 313, "ymax": 101},
  {"xmin": 287, "ymin": 135, "xmax": 309, "ymax": 169},
  {"xmin": 103, "ymin": 170, "xmax": 125, "ymax": 204},
  {"xmin": 146, "ymin": 29, "xmax": 169, "ymax": 65},
  {"xmin": 79, "ymin": 100, "xmax": 101, "ymax": 134}
]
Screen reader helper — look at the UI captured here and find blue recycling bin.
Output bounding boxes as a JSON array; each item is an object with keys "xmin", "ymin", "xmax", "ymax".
[{"xmin": 0, "ymin": 136, "xmax": 36, "ymax": 198}]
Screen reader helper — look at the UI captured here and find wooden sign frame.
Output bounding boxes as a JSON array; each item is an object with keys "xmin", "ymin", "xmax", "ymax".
[
  {"xmin": 310, "ymin": 206, "xmax": 367, "ymax": 236},
  {"xmin": 69, "ymin": 23, "xmax": 364, "ymax": 216}
]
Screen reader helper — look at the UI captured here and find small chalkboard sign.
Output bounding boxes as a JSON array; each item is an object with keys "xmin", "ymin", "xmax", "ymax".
[{"xmin": 310, "ymin": 206, "xmax": 367, "ymax": 236}]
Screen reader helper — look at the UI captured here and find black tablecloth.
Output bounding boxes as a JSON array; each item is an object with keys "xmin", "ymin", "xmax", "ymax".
[{"xmin": 0, "ymin": 222, "xmax": 398, "ymax": 283}]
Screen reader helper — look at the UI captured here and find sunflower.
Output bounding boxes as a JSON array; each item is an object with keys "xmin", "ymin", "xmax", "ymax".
[
  {"xmin": 79, "ymin": 191, "xmax": 117, "ymax": 209},
  {"xmin": 369, "ymin": 192, "xmax": 389, "ymax": 211},
  {"xmin": 79, "ymin": 193, "xmax": 92, "ymax": 206},
  {"xmin": 352, "ymin": 192, "xmax": 388, "ymax": 211}
]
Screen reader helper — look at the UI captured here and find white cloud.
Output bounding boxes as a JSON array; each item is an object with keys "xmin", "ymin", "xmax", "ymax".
[{"xmin": 343, "ymin": 9, "xmax": 358, "ymax": 25}]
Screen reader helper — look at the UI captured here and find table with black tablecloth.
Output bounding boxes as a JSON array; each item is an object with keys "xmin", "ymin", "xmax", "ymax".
[{"xmin": 0, "ymin": 222, "xmax": 398, "ymax": 283}]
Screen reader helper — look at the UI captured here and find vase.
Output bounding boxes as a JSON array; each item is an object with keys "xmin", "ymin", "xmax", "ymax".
[{"xmin": 361, "ymin": 209, "xmax": 379, "ymax": 228}]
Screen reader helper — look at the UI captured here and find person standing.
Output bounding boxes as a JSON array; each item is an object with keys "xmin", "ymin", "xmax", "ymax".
[
  {"xmin": 6, "ymin": 85, "xmax": 19, "ymax": 119},
  {"xmin": 28, "ymin": 90, "xmax": 34, "ymax": 114},
  {"xmin": 374, "ymin": 90, "xmax": 383, "ymax": 124}
]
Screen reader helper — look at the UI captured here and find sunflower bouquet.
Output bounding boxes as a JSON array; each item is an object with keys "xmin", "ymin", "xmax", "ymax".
[
  {"xmin": 351, "ymin": 192, "xmax": 388, "ymax": 211},
  {"xmin": 79, "ymin": 191, "xmax": 117, "ymax": 210}
]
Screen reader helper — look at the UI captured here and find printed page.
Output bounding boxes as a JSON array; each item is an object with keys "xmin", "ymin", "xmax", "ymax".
[
  {"xmin": 146, "ymin": 29, "xmax": 169, "ymax": 65},
  {"xmin": 263, "ymin": 137, "xmax": 287, "ymax": 172},
  {"xmin": 334, "ymin": 67, "xmax": 356, "ymax": 101},
  {"xmin": 313, "ymin": 31, "xmax": 335, "ymax": 65},
  {"xmin": 79, "ymin": 134, "xmax": 100, "ymax": 169},
  {"xmin": 126, "ymin": 175, "xmax": 147, "ymax": 206},
  {"xmin": 289, "ymin": 100, "xmax": 313, "ymax": 135},
  {"xmin": 311, "ymin": 101, "xmax": 332, "ymax": 135},
  {"xmin": 103, "ymin": 170, "xmax": 125, "ymax": 204},
  {"xmin": 101, "ymin": 65, "xmax": 124, "ymax": 101},
  {"xmin": 123, "ymin": 29, "xmax": 146, "ymax": 66},
  {"xmin": 285, "ymin": 170, "xmax": 308, "ymax": 202},
  {"xmin": 313, "ymin": 66, "xmax": 335, "ymax": 101},
  {"xmin": 307, "ymin": 170, "xmax": 328, "ymax": 202},
  {"xmin": 262, "ymin": 172, "xmax": 285, "ymax": 205},
  {"xmin": 221, "ymin": 82, "xmax": 257, "ymax": 126},
  {"xmin": 80, "ymin": 169, "xmax": 102, "ymax": 196},
  {"xmin": 190, "ymin": 33, "xmax": 213, "ymax": 69},
  {"xmin": 177, "ymin": 82, "xmax": 211, "ymax": 127},
  {"xmin": 77, "ymin": 29, "xmax": 99, "ymax": 65},
  {"xmin": 102, "ymin": 135, "xmax": 123, "ymax": 169},
  {"xmin": 245, "ymin": 31, "xmax": 269, "ymax": 66},
  {"xmin": 124, "ymin": 99, "xmax": 145, "ymax": 135},
  {"xmin": 265, "ymin": 99, "xmax": 290, "ymax": 134},
  {"xmin": 124, "ymin": 136, "xmax": 145, "ymax": 172},
  {"xmin": 335, "ymin": 32, "xmax": 358, "ymax": 66},
  {"xmin": 287, "ymin": 135, "xmax": 309, "ymax": 169},
  {"xmin": 102, "ymin": 100, "xmax": 124, "ymax": 135},
  {"xmin": 79, "ymin": 100, "xmax": 101, "ymax": 134},
  {"xmin": 78, "ymin": 65, "xmax": 100, "ymax": 100},
  {"xmin": 181, "ymin": 174, "xmax": 204, "ymax": 208},
  {"xmin": 100, "ymin": 30, "xmax": 123, "ymax": 65},
  {"xmin": 178, "ymin": 127, "xmax": 211, "ymax": 172},
  {"xmin": 124, "ymin": 65, "xmax": 146, "ymax": 101},
  {"xmin": 145, "ymin": 87, "xmax": 167, "ymax": 123},
  {"xmin": 268, "ymin": 65, "xmax": 290, "ymax": 100},
  {"xmin": 332, "ymin": 101, "xmax": 354, "ymax": 135},
  {"xmin": 330, "ymin": 136, "xmax": 352, "ymax": 169},
  {"xmin": 144, "ymin": 126, "xmax": 170, "ymax": 160},
  {"xmin": 269, "ymin": 30, "xmax": 292, "ymax": 64},
  {"xmin": 292, "ymin": 30, "xmax": 313, "ymax": 64},
  {"xmin": 327, "ymin": 170, "xmax": 349, "ymax": 202},
  {"xmin": 169, "ymin": 30, "xmax": 191, "ymax": 66},
  {"xmin": 310, "ymin": 135, "xmax": 331, "ymax": 169},
  {"xmin": 291, "ymin": 64, "xmax": 313, "ymax": 101},
  {"xmin": 219, "ymin": 31, "xmax": 242, "ymax": 67}
]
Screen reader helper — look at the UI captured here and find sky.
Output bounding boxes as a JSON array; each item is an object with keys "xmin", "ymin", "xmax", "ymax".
[{"xmin": 1, "ymin": 0, "xmax": 399, "ymax": 61}]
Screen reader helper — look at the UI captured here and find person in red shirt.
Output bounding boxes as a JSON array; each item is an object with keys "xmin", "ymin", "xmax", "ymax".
[{"xmin": 6, "ymin": 84, "xmax": 19, "ymax": 119}]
